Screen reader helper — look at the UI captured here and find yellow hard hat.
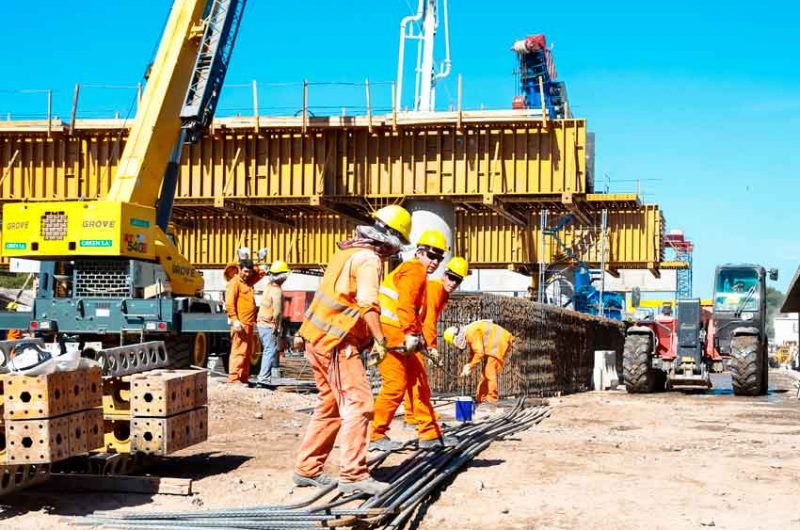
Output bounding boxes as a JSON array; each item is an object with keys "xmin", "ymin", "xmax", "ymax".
[
  {"xmin": 270, "ymin": 260, "xmax": 290, "ymax": 274},
  {"xmin": 373, "ymin": 205, "xmax": 412, "ymax": 243},
  {"xmin": 446, "ymin": 256, "xmax": 469, "ymax": 279},
  {"xmin": 416, "ymin": 229, "xmax": 448, "ymax": 252},
  {"xmin": 443, "ymin": 326, "xmax": 459, "ymax": 345},
  {"xmin": 6, "ymin": 302, "xmax": 18, "ymax": 311}
]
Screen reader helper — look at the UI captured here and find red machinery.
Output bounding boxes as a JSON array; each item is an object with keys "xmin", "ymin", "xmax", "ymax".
[
  {"xmin": 624, "ymin": 300, "xmax": 722, "ymax": 392},
  {"xmin": 624, "ymin": 264, "xmax": 775, "ymax": 396}
]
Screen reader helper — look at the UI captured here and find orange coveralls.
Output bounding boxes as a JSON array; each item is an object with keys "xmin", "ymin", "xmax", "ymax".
[
  {"xmin": 225, "ymin": 270, "xmax": 265, "ymax": 384},
  {"xmin": 464, "ymin": 321, "xmax": 514, "ymax": 403},
  {"xmin": 294, "ymin": 247, "xmax": 381, "ymax": 482},
  {"xmin": 404, "ymin": 278, "xmax": 449, "ymax": 426},
  {"xmin": 372, "ymin": 260, "xmax": 442, "ymax": 442}
]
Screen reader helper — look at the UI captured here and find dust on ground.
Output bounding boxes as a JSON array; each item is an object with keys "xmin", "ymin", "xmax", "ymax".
[{"xmin": 4, "ymin": 372, "xmax": 800, "ymax": 530}]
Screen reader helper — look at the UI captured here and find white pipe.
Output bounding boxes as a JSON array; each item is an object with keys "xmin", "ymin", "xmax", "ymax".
[
  {"xmin": 417, "ymin": 0, "xmax": 437, "ymax": 111},
  {"xmin": 434, "ymin": 0, "xmax": 451, "ymax": 82},
  {"xmin": 414, "ymin": 27, "xmax": 424, "ymax": 109},
  {"xmin": 396, "ymin": 0, "xmax": 425, "ymax": 112}
]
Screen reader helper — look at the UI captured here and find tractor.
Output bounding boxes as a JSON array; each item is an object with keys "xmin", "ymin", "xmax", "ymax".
[{"xmin": 623, "ymin": 264, "xmax": 777, "ymax": 396}]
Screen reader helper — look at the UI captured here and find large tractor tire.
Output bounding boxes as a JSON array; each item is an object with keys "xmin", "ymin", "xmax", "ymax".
[
  {"xmin": 193, "ymin": 332, "xmax": 209, "ymax": 368},
  {"xmin": 623, "ymin": 334, "xmax": 657, "ymax": 394},
  {"xmin": 730, "ymin": 335, "xmax": 766, "ymax": 396}
]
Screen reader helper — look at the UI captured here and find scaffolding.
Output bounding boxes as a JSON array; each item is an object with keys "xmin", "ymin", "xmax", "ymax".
[{"xmin": 663, "ymin": 230, "xmax": 694, "ymax": 298}]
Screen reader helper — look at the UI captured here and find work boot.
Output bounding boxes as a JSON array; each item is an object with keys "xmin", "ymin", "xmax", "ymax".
[
  {"xmin": 338, "ymin": 477, "xmax": 390, "ymax": 496},
  {"xmin": 417, "ymin": 435, "xmax": 459, "ymax": 449},
  {"xmin": 292, "ymin": 472, "xmax": 335, "ymax": 488},
  {"xmin": 368, "ymin": 436, "xmax": 403, "ymax": 452}
]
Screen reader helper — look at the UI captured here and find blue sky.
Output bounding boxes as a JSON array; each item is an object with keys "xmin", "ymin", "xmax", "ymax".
[{"xmin": 2, "ymin": 1, "xmax": 798, "ymax": 297}]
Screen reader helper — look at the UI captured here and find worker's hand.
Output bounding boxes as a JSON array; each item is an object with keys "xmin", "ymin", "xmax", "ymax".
[
  {"xmin": 257, "ymin": 248, "xmax": 269, "ymax": 261},
  {"xmin": 426, "ymin": 347, "xmax": 441, "ymax": 366},
  {"xmin": 368, "ymin": 339, "xmax": 389, "ymax": 367},
  {"xmin": 231, "ymin": 320, "xmax": 244, "ymax": 333},
  {"xmin": 460, "ymin": 364, "xmax": 472, "ymax": 378},
  {"xmin": 259, "ymin": 264, "xmax": 269, "ymax": 273},
  {"xmin": 292, "ymin": 336, "xmax": 305, "ymax": 351},
  {"xmin": 404, "ymin": 334, "xmax": 421, "ymax": 354}
]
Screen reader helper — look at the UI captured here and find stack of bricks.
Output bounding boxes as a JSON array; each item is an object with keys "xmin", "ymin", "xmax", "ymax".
[
  {"xmin": 130, "ymin": 369, "xmax": 208, "ymax": 455},
  {"xmin": 1, "ymin": 367, "xmax": 104, "ymax": 464}
]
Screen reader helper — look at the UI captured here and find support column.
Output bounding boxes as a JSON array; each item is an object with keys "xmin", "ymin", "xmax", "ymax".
[{"xmin": 403, "ymin": 200, "xmax": 455, "ymax": 277}]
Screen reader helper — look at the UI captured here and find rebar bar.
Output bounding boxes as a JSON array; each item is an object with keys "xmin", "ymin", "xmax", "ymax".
[{"xmin": 72, "ymin": 400, "xmax": 548, "ymax": 530}]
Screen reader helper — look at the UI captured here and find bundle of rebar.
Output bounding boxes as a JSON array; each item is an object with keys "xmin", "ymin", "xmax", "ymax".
[
  {"xmin": 69, "ymin": 399, "xmax": 549, "ymax": 530},
  {"xmin": 432, "ymin": 294, "xmax": 625, "ymax": 397}
]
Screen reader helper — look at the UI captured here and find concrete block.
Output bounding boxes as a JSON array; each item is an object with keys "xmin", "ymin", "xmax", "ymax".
[
  {"xmin": 2, "ymin": 371, "xmax": 72, "ymax": 420},
  {"xmin": 131, "ymin": 411, "xmax": 191, "ymax": 455},
  {"xmin": 6, "ymin": 416, "xmax": 70, "ymax": 463},
  {"xmin": 130, "ymin": 370, "xmax": 194, "ymax": 417}
]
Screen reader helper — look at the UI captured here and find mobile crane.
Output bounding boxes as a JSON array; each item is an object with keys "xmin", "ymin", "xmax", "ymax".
[{"xmin": 0, "ymin": 0, "xmax": 246, "ymax": 374}]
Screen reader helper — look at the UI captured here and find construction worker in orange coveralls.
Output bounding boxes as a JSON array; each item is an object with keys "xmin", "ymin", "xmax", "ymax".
[
  {"xmin": 225, "ymin": 259, "xmax": 266, "ymax": 384},
  {"xmin": 293, "ymin": 205, "xmax": 412, "ymax": 497},
  {"xmin": 403, "ymin": 257, "xmax": 469, "ymax": 429},
  {"xmin": 369, "ymin": 230, "xmax": 458, "ymax": 451},
  {"xmin": 444, "ymin": 320, "xmax": 514, "ymax": 403}
]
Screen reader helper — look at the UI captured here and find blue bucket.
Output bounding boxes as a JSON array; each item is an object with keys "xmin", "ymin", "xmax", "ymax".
[{"xmin": 455, "ymin": 396, "xmax": 474, "ymax": 422}]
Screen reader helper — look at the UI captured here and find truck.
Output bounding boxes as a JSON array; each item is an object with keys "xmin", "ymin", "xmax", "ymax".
[
  {"xmin": 623, "ymin": 263, "xmax": 777, "ymax": 396},
  {"xmin": 0, "ymin": 0, "xmax": 247, "ymax": 376}
]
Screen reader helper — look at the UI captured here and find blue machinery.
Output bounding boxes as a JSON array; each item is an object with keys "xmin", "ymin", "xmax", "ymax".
[
  {"xmin": 543, "ymin": 213, "xmax": 624, "ymax": 320},
  {"xmin": 512, "ymin": 34, "xmax": 569, "ymax": 118}
]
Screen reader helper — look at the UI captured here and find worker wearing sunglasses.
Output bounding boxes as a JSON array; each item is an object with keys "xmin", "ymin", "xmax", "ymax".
[
  {"xmin": 371, "ymin": 229, "xmax": 458, "ymax": 450},
  {"xmin": 403, "ymin": 256, "xmax": 469, "ymax": 432}
]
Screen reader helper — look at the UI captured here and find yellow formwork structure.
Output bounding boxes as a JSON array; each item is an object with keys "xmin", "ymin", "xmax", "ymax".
[
  {"xmin": 457, "ymin": 206, "xmax": 663, "ymax": 272},
  {"xmin": 169, "ymin": 206, "xmax": 664, "ymax": 272},
  {"xmin": 0, "ymin": 115, "xmax": 669, "ymax": 273},
  {"xmin": 0, "ymin": 116, "xmax": 586, "ymax": 203}
]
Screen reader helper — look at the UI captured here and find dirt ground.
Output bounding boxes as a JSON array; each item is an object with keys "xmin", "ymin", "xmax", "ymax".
[{"xmin": 4, "ymin": 371, "xmax": 800, "ymax": 530}]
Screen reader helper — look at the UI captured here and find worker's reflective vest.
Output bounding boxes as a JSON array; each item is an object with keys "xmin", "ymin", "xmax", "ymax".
[
  {"xmin": 379, "ymin": 268, "xmax": 403, "ymax": 328},
  {"xmin": 466, "ymin": 320, "xmax": 513, "ymax": 363},
  {"xmin": 379, "ymin": 261, "xmax": 426, "ymax": 331},
  {"xmin": 298, "ymin": 248, "xmax": 370, "ymax": 353}
]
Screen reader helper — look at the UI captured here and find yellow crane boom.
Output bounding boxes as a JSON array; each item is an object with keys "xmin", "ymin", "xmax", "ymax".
[{"xmin": 1, "ymin": 0, "xmax": 244, "ymax": 296}]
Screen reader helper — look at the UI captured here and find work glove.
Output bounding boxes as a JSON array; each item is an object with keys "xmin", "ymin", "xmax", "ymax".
[
  {"xmin": 404, "ymin": 334, "xmax": 421, "ymax": 353},
  {"xmin": 231, "ymin": 320, "xmax": 244, "ymax": 333},
  {"xmin": 257, "ymin": 248, "xmax": 269, "ymax": 261},
  {"xmin": 426, "ymin": 347, "xmax": 442, "ymax": 366},
  {"xmin": 292, "ymin": 336, "xmax": 305, "ymax": 351},
  {"xmin": 460, "ymin": 364, "xmax": 472, "ymax": 378},
  {"xmin": 368, "ymin": 339, "xmax": 389, "ymax": 367},
  {"xmin": 259, "ymin": 264, "xmax": 269, "ymax": 273}
]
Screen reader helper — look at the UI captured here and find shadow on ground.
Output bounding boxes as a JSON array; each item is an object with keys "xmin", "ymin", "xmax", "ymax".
[{"xmin": 0, "ymin": 452, "xmax": 252, "ymax": 520}]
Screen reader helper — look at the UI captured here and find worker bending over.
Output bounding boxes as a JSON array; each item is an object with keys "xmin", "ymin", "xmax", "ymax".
[
  {"xmin": 255, "ymin": 260, "xmax": 291, "ymax": 388},
  {"xmin": 444, "ymin": 320, "xmax": 514, "ymax": 403},
  {"xmin": 370, "ymin": 230, "xmax": 456, "ymax": 450},
  {"xmin": 404, "ymin": 257, "xmax": 468, "ymax": 428},
  {"xmin": 293, "ymin": 205, "xmax": 411, "ymax": 496},
  {"xmin": 225, "ymin": 259, "xmax": 265, "ymax": 384}
]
